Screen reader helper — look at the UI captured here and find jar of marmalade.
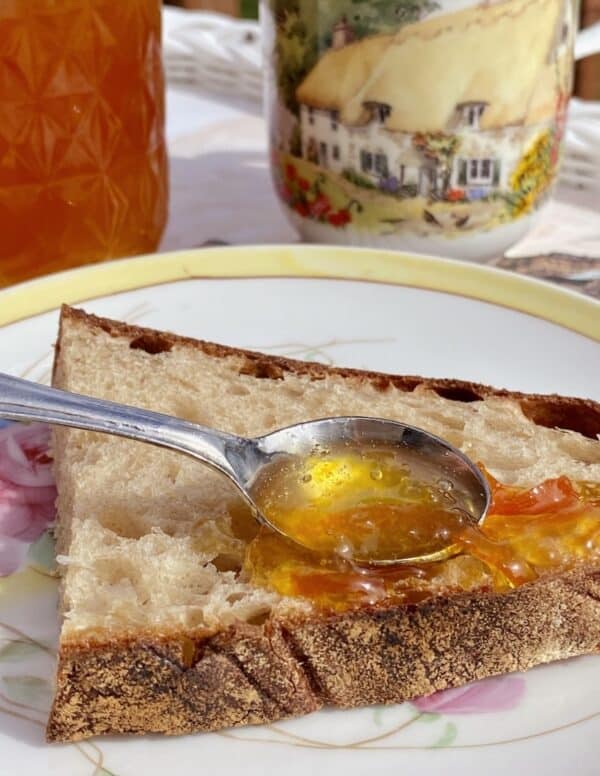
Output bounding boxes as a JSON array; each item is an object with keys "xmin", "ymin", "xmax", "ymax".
[{"xmin": 0, "ymin": 1, "xmax": 168, "ymax": 286}]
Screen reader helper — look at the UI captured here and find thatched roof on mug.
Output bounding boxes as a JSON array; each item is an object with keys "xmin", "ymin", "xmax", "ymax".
[{"xmin": 296, "ymin": 0, "xmax": 567, "ymax": 132}]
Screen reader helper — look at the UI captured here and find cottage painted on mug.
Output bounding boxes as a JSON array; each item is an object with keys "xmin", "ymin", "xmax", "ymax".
[{"xmin": 296, "ymin": 0, "xmax": 573, "ymax": 201}]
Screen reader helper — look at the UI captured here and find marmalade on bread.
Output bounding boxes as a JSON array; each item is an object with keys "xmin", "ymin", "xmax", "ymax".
[
  {"xmin": 246, "ymin": 453, "xmax": 600, "ymax": 611},
  {"xmin": 251, "ymin": 445, "xmax": 481, "ymax": 563}
]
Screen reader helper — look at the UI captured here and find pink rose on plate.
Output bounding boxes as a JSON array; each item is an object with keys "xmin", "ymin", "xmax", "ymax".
[
  {"xmin": 0, "ymin": 423, "xmax": 57, "ymax": 576},
  {"xmin": 412, "ymin": 675, "xmax": 526, "ymax": 714}
]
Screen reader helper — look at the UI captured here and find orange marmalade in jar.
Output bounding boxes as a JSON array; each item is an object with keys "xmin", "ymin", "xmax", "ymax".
[{"xmin": 0, "ymin": 1, "xmax": 168, "ymax": 286}]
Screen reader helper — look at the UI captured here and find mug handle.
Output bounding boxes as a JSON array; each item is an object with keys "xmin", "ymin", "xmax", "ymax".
[{"xmin": 575, "ymin": 21, "xmax": 600, "ymax": 60}]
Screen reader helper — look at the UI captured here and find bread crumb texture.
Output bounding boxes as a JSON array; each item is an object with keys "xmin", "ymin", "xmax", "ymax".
[{"xmin": 52, "ymin": 308, "xmax": 600, "ymax": 641}]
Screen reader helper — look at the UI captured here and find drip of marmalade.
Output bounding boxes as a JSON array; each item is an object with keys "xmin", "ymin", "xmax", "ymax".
[{"xmin": 244, "ymin": 448, "xmax": 600, "ymax": 611}]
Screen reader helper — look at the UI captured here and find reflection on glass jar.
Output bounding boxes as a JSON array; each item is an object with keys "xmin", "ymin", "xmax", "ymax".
[{"xmin": 0, "ymin": 0, "xmax": 168, "ymax": 286}]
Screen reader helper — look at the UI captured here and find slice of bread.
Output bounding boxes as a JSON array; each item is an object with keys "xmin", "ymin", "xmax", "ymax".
[{"xmin": 46, "ymin": 305, "xmax": 600, "ymax": 742}]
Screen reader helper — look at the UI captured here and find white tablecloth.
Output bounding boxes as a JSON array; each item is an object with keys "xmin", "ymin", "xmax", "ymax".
[{"xmin": 162, "ymin": 87, "xmax": 295, "ymax": 250}]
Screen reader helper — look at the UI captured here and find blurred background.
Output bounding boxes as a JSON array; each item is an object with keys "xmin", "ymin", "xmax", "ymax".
[
  {"xmin": 166, "ymin": 0, "xmax": 259, "ymax": 21},
  {"xmin": 578, "ymin": 0, "xmax": 600, "ymax": 98},
  {"xmin": 0, "ymin": 0, "xmax": 596, "ymax": 290},
  {"xmin": 166, "ymin": 0, "xmax": 598, "ymax": 97}
]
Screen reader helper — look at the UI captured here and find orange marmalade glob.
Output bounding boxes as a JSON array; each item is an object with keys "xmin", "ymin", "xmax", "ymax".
[{"xmin": 245, "ymin": 450, "xmax": 600, "ymax": 611}]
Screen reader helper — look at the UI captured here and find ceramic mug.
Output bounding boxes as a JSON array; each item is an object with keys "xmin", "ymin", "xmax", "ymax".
[{"xmin": 263, "ymin": 0, "xmax": 600, "ymax": 260}]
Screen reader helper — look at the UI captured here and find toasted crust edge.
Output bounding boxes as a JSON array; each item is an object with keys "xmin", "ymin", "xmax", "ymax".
[{"xmin": 47, "ymin": 565, "xmax": 600, "ymax": 741}]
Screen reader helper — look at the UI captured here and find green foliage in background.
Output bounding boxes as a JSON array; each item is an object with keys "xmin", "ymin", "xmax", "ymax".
[{"xmin": 241, "ymin": 0, "xmax": 258, "ymax": 18}]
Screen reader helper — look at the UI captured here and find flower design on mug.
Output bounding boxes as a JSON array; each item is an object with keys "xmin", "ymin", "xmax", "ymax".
[
  {"xmin": 276, "ymin": 161, "xmax": 358, "ymax": 228},
  {"xmin": 0, "ymin": 423, "xmax": 56, "ymax": 576}
]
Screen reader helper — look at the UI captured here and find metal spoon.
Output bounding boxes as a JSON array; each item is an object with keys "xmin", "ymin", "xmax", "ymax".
[{"xmin": 0, "ymin": 372, "xmax": 490, "ymax": 565}]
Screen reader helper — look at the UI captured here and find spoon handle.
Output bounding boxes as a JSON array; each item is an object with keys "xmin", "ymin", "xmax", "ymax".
[{"xmin": 0, "ymin": 372, "xmax": 246, "ymax": 484}]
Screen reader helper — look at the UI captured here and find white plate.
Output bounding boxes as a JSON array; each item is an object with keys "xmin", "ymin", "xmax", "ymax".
[{"xmin": 0, "ymin": 246, "xmax": 598, "ymax": 776}]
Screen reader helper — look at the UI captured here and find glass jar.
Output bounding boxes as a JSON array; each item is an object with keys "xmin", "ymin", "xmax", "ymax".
[{"xmin": 0, "ymin": 0, "xmax": 168, "ymax": 286}]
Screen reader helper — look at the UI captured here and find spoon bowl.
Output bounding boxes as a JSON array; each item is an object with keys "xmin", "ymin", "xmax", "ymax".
[
  {"xmin": 0, "ymin": 373, "xmax": 490, "ymax": 565},
  {"xmin": 250, "ymin": 416, "xmax": 490, "ymax": 564}
]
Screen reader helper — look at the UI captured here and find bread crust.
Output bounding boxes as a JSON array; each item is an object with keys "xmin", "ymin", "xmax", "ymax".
[
  {"xmin": 47, "ymin": 566, "xmax": 600, "ymax": 741},
  {"xmin": 57, "ymin": 305, "xmax": 600, "ymax": 439},
  {"xmin": 46, "ymin": 306, "xmax": 600, "ymax": 742}
]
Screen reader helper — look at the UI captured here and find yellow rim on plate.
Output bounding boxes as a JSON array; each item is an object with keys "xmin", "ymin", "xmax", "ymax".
[{"xmin": 0, "ymin": 245, "xmax": 598, "ymax": 340}]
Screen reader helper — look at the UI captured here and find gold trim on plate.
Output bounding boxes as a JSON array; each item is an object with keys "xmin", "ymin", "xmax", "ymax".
[{"xmin": 0, "ymin": 246, "xmax": 598, "ymax": 340}]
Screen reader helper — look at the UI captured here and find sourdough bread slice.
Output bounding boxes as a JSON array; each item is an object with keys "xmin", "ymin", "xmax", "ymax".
[{"xmin": 47, "ymin": 306, "xmax": 600, "ymax": 742}]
